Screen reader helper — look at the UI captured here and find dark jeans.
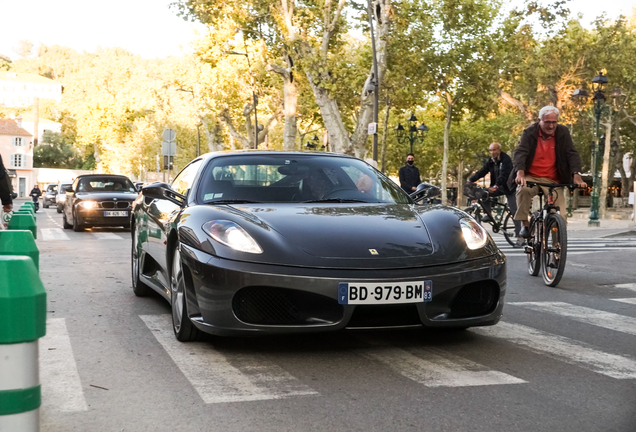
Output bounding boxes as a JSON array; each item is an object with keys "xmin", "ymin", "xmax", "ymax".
[{"xmin": 483, "ymin": 191, "xmax": 520, "ymax": 237}]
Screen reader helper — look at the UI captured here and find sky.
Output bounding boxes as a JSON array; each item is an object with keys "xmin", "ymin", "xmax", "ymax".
[{"xmin": 0, "ymin": 0, "xmax": 634, "ymax": 61}]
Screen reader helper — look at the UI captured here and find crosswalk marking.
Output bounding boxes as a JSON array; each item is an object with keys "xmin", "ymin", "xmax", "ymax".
[
  {"xmin": 40, "ymin": 228, "xmax": 70, "ymax": 241},
  {"xmin": 472, "ymin": 322, "xmax": 636, "ymax": 379},
  {"xmin": 611, "ymin": 298, "xmax": 636, "ymax": 305},
  {"xmin": 509, "ymin": 302, "xmax": 636, "ymax": 336},
  {"xmin": 357, "ymin": 344, "xmax": 525, "ymax": 387},
  {"xmin": 40, "ymin": 318, "xmax": 88, "ymax": 412},
  {"xmin": 492, "ymin": 237, "xmax": 636, "ymax": 256},
  {"xmin": 91, "ymin": 232, "xmax": 125, "ymax": 240},
  {"xmin": 140, "ymin": 315, "xmax": 318, "ymax": 403},
  {"xmin": 612, "ymin": 283, "xmax": 636, "ymax": 293}
]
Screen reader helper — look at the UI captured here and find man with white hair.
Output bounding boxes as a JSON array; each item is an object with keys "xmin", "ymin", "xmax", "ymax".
[{"xmin": 509, "ymin": 106, "xmax": 587, "ymax": 240}]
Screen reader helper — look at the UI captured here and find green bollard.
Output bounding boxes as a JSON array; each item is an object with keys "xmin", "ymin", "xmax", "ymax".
[
  {"xmin": 16, "ymin": 209, "xmax": 35, "ymax": 218},
  {"xmin": 0, "ymin": 231, "xmax": 39, "ymax": 271},
  {"xmin": 0, "ymin": 256, "xmax": 46, "ymax": 431},
  {"xmin": 8, "ymin": 213, "xmax": 37, "ymax": 240},
  {"xmin": 21, "ymin": 202, "xmax": 35, "ymax": 209}
]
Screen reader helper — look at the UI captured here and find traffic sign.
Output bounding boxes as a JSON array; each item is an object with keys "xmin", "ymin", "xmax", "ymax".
[
  {"xmin": 161, "ymin": 141, "xmax": 177, "ymax": 156},
  {"xmin": 162, "ymin": 128, "xmax": 176, "ymax": 143}
]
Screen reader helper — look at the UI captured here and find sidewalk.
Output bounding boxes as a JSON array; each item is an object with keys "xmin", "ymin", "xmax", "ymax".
[{"xmin": 566, "ymin": 208, "xmax": 636, "ymax": 238}]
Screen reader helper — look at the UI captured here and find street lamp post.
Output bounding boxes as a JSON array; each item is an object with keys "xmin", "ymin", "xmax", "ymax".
[{"xmin": 394, "ymin": 113, "xmax": 428, "ymax": 154}]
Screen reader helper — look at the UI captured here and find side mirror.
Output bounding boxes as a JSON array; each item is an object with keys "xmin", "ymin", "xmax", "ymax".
[
  {"xmin": 64, "ymin": 186, "xmax": 74, "ymax": 193},
  {"xmin": 141, "ymin": 182, "xmax": 186, "ymax": 207},
  {"xmin": 410, "ymin": 183, "xmax": 441, "ymax": 201}
]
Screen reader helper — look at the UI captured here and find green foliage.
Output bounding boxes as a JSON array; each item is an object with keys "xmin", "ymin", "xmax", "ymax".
[{"xmin": 34, "ymin": 131, "xmax": 85, "ymax": 169}]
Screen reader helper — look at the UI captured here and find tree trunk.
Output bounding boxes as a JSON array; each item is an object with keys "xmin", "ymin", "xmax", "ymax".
[
  {"xmin": 599, "ymin": 121, "xmax": 612, "ymax": 218},
  {"xmin": 441, "ymin": 94, "xmax": 454, "ymax": 205},
  {"xmin": 203, "ymin": 120, "xmax": 223, "ymax": 152},
  {"xmin": 306, "ymin": 73, "xmax": 351, "ymax": 155},
  {"xmin": 380, "ymin": 101, "xmax": 391, "ymax": 173},
  {"xmin": 266, "ymin": 62, "xmax": 298, "ymax": 150}
]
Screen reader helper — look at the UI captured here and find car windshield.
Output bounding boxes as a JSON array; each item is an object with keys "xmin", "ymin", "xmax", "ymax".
[
  {"xmin": 47, "ymin": 185, "xmax": 57, "ymax": 192},
  {"xmin": 197, "ymin": 154, "xmax": 411, "ymax": 204},
  {"xmin": 77, "ymin": 177, "xmax": 136, "ymax": 193}
]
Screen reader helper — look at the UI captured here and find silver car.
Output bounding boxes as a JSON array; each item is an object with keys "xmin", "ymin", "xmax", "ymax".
[
  {"xmin": 56, "ymin": 181, "xmax": 73, "ymax": 213},
  {"xmin": 43, "ymin": 184, "xmax": 58, "ymax": 208}
]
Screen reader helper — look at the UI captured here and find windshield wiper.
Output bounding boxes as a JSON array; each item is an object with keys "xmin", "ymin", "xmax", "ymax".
[
  {"xmin": 301, "ymin": 198, "xmax": 368, "ymax": 203},
  {"xmin": 204, "ymin": 199, "xmax": 262, "ymax": 205}
]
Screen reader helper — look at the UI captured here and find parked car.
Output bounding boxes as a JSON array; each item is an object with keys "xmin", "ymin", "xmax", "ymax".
[
  {"xmin": 131, "ymin": 151, "xmax": 506, "ymax": 342},
  {"xmin": 62, "ymin": 174, "xmax": 137, "ymax": 231},
  {"xmin": 43, "ymin": 184, "xmax": 58, "ymax": 208},
  {"xmin": 56, "ymin": 179, "xmax": 74, "ymax": 213}
]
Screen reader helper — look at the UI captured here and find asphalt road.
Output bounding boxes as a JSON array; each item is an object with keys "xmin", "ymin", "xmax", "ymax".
[{"xmin": 31, "ymin": 205, "xmax": 636, "ymax": 432}]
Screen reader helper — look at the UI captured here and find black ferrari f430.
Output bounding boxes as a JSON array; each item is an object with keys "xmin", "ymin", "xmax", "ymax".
[{"xmin": 131, "ymin": 151, "xmax": 506, "ymax": 341}]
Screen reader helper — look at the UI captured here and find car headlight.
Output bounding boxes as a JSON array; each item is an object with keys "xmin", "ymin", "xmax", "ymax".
[
  {"xmin": 202, "ymin": 220, "xmax": 263, "ymax": 254},
  {"xmin": 78, "ymin": 201, "xmax": 97, "ymax": 209},
  {"xmin": 460, "ymin": 218, "xmax": 489, "ymax": 250}
]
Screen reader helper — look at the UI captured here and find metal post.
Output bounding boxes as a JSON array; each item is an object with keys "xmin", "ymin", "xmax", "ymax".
[
  {"xmin": 589, "ymin": 102, "xmax": 602, "ymax": 227},
  {"xmin": 368, "ymin": 0, "xmax": 379, "ymax": 162},
  {"xmin": 196, "ymin": 125, "xmax": 201, "ymax": 157}
]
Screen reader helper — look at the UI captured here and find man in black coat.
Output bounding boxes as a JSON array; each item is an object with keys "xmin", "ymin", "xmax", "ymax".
[
  {"xmin": 0, "ymin": 154, "xmax": 13, "ymax": 213},
  {"xmin": 468, "ymin": 142, "xmax": 520, "ymax": 241},
  {"xmin": 398, "ymin": 153, "xmax": 421, "ymax": 194}
]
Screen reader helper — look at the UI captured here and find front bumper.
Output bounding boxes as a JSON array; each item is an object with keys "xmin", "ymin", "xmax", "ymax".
[
  {"xmin": 77, "ymin": 209, "xmax": 131, "ymax": 227},
  {"xmin": 180, "ymin": 244, "xmax": 507, "ymax": 336}
]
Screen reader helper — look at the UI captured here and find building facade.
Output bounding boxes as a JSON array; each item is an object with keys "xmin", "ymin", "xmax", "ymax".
[
  {"xmin": 0, "ymin": 118, "xmax": 34, "ymax": 197},
  {"xmin": 0, "ymin": 71, "xmax": 62, "ymax": 107}
]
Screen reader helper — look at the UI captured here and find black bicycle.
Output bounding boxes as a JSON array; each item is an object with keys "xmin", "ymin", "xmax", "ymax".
[
  {"xmin": 463, "ymin": 184, "xmax": 517, "ymax": 247},
  {"xmin": 524, "ymin": 181, "xmax": 581, "ymax": 287}
]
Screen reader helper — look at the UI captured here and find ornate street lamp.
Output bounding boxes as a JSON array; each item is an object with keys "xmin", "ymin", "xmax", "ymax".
[
  {"xmin": 571, "ymin": 72, "xmax": 608, "ymax": 226},
  {"xmin": 394, "ymin": 113, "xmax": 428, "ymax": 154}
]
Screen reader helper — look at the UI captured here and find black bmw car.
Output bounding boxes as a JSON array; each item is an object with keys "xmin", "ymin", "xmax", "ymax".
[
  {"xmin": 63, "ymin": 174, "xmax": 137, "ymax": 231},
  {"xmin": 132, "ymin": 151, "xmax": 506, "ymax": 341}
]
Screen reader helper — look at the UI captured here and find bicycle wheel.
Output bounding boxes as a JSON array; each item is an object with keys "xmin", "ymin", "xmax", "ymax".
[
  {"xmin": 527, "ymin": 216, "xmax": 541, "ymax": 276},
  {"xmin": 501, "ymin": 211, "xmax": 516, "ymax": 246},
  {"xmin": 541, "ymin": 213, "xmax": 567, "ymax": 287}
]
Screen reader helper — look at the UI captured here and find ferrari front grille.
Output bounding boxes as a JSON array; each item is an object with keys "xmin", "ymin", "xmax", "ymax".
[
  {"xmin": 232, "ymin": 287, "xmax": 343, "ymax": 325},
  {"xmin": 448, "ymin": 280, "xmax": 499, "ymax": 319}
]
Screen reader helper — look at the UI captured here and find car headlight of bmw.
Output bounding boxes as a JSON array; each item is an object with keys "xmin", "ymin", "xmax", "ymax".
[
  {"xmin": 460, "ymin": 218, "xmax": 489, "ymax": 250},
  {"xmin": 202, "ymin": 220, "xmax": 263, "ymax": 254},
  {"xmin": 78, "ymin": 201, "xmax": 97, "ymax": 209}
]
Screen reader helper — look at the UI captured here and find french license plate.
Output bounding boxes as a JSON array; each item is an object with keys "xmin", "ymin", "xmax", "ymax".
[
  {"xmin": 104, "ymin": 211, "xmax": 128, "ymax": 217},
  {"xmin": 338, "ymin": 280, "xmax": 432, "ymax": 305}
]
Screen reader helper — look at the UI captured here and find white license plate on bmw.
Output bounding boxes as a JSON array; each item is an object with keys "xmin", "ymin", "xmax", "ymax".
[
  {"xmin": 338, "ymin": 280, "xmax": 432, "ymax": 305},
  {"xmin": 104, "ymin": 211, "xmax": 128, "ymax": 217}
]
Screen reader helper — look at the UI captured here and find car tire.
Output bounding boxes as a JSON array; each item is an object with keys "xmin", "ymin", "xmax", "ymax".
[
  {"xmin": 72, "ymin": 210, "xmax": 83, "ymax": 232},
  {"xmin": 171, "ymin": 245, "xmax": 202, "ymax": 342},
  {"xmin": 43, "ymin": 202, "xmax": 49, "ymax": 208},
  {"xmin": 131, "ymin": 225, "xmax": 152, "ymax": 297},
  {"xmin": 62, "ymin": 213, "xmax": 72, "ymax": 229}
]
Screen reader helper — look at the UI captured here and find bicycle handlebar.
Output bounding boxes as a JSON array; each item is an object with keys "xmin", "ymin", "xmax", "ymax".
[{"xmin": 525, "ymin": 181, "xmax": 584, "ymax": 191}]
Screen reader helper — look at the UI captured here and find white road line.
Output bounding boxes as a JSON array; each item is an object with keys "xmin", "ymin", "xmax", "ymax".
[
  {"xmin": 509, "ymin": 302, "xmax": 636, "ymax": 336},
  {"xmin": 473, "ymin": 322, "xmax": 636, "ymax": 379},
  {"xmin": 357, "ymin": 344, "xmax": 525, "ymax": 388},
  {"xmin": 92, "ymin": 232, "xmax": 124, "ymax": 240},
  {"xmin": 613, "ymin": 283, "xmax": 636, "ymax": 293},
  {"xmin": 611, "ymin": 298, "xmax": 636, "ymax": 305},
  {"xmin": 40, "ymin": 228, "xmax": 70, "ymax": 241},
  {"xmin": 140, "ymin": 315, "xmax": 318, "ymax": 403},
  {"xmin": 40, "ymin": 318, "xmax": 88, "ymax": 412}
]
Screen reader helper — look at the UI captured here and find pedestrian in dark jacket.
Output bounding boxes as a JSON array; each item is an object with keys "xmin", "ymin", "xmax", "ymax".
[
  {"xmin": 398, "ymin": 153, "xmax": 421, "ymax": 194},
  {"xmin": 0, "ymin": 154, "xmax": 13, "ymax": 213},
  {"xmin": 468, "ymin": 142, "xmax": 520, "ymax": 240},
  {"xmin": 508, "ymin": 106, "xmax": 587, "ymax": 239}
]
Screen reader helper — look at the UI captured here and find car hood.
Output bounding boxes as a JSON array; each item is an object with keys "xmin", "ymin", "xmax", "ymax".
[
  {"xmin": 234, "ymin": 204, "xmax": 433, "ymax": 259},
  {"xmin": 75, "ymin": 191, "xmax": 138, "ymax": 201},
  {"xmin": 178, "ymin": 203, "xmax": 498, "ymax": 269}
]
